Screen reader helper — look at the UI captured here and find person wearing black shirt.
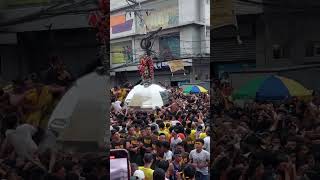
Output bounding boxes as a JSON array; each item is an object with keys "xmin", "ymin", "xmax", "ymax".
[
  {"xmin": 141, "ymin": 126, "xmax": 153, "ymax": 154},
  {"xmin": 111, "ymin": 130, "xmax": 125, "ymax": 149},
  {"xmin": 184, "ymin": 129, "xmax": 195, "ymax": 153},
  {"xmin": 126, "ymin": 134, "xmax": 143, "ymax": 166}
]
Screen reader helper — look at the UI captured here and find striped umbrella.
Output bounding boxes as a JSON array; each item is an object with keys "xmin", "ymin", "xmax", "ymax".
[
  {"xmin": 233, "ymin": 75, "xmax": 313, "ymax": 101},
  {"xmin": 183, "ymin": 85, "xmax": 208, "ymax": 94}
]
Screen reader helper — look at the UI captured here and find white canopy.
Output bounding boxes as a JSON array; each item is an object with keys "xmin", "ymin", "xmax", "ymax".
[
  {"xmin": 125, "ymin": 84, "xmax": 168, "ymax": 110},
  {"xmin": 48, "ymin": 71, "xmax": 108, "ymax": 145}
]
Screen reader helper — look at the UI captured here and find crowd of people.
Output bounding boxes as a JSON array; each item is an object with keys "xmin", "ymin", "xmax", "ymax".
[
  {"xmin": 0, "ymin": 57, "xmax": 109, "ymax": 180},
  {"xmin": 211, "ymin": 79, "xmax": 320, "ymax": 180},
  {"xmin": 110, "ymin": 84, "xmax": 211, "ymax": 180}
]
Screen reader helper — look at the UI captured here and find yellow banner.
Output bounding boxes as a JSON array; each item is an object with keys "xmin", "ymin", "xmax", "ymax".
[
  {"xmin": 111, "ymin": 46, "xmax": 125, "ymax": 64},
  {"xmin": 167, "ymin": 60, "xmax": 184, "ymax": 73},
  {"xmin": 211, "ymin": 0, "xmax": 236, "ymax": 29}
]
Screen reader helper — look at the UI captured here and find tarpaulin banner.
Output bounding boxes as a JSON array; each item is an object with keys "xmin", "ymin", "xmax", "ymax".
[
  {"xmin": 110, "ymin": 15, "xmax": 126, "ymax": 27},
  {"xmin": 167, "ymin": 60, "xmax": 185, "ymax": 73},
  {"xmin": 211, "ymin": 0, "xmax": 236, "ymax": 29},
  {"xmin": 112, "ymin": 19, "xmax": 133, "ymax": 34}
]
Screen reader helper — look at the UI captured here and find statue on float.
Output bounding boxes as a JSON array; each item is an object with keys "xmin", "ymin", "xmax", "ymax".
[{"xmin": 138, "ymin": 27, "xmax": 162, "ymax": 87}]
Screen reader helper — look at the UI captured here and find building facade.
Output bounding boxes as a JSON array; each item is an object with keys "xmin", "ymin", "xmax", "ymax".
[
  {"xmin": 110, "ymin": 0, "xmax": 210, "ymax": 87},
  {"xmin": 211, "ymin": 0, "xmax": 262, "ymax": 78},
  {"xmin": 0, "ymin": 0, "xmax": 99, "ymax": 83},
  {"xmin": 213, "ymin": 0, "xmax": 320, "ymax": 91}
]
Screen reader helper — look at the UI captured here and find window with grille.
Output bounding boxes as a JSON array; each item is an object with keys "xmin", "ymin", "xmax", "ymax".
[
  {"xmin": 305, "ymin": 41, "xmax": 320, "ymax": 57},
  {"xmin": 272, "ymin": 44, "xmax": 288, "ymax": 59}
]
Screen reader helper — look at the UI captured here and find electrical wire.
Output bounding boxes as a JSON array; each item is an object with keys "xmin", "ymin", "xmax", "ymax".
[
  {"xmin": 0, "ymin": 0, "xmax": 96, "ymax": 27},
  {"xmin": 125, "ymin": 0, "xmax": 148, "ymax": 31},
  {"xmin": 109, "ymin": 56, "xmax": 210, "ymax": 71}
]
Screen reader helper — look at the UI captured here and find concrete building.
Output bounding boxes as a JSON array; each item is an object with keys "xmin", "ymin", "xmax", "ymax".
[
  {"xmin": 211, "ymin": 0, "xmax": 262, "ymax": 78},
  {"xmin": 110, "ymin": 0, "xmax": 210, "ymax": 87},
  {"xmin": 213, "ymin": 0, "xmax": 320, "ymax": 91}
]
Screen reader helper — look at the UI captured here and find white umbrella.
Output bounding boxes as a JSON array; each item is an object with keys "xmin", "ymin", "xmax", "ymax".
[
  {"xmin": 48, "ymin": 70, "xmax": 108, "ymax": 146},
  {"xmin": 125, "ymin": 84, "xmax": 168, "ymax": 109}
]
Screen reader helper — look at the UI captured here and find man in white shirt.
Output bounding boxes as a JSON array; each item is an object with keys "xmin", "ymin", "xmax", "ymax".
[
  {"xmin": 189, "ymin": 139, "xmax": 210, "ymax": 180},
  {"xmin": 38, "ymin": 129, "xmax": 59, "ymax": 172},
  {"xmin": 5, "ymin": 123, "xmax": 38, "ymax": 161},
  {"xmin": 162, "ymin": 141, "xmax": 173, "ymax": 161},
  {"xmin": 203, "ymin": 128, "xmax": 210, "ymax": 153},
  {"xmin": 112, "ymin": 100, "xmax": 122, "ymax": 113},
  {"xmin": 203, "ymin": 136, "xmax": 210, "ymax": 154},
  {"xmin": 2, "ymin": 116, "xmax": 46, "ymax": 170}
]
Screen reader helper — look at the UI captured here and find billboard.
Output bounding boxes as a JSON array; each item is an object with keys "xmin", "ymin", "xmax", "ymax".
[
  {"xmin": 110, "ymin": 13, "xmax": 135, "ymax": 38},
  {"xmin": 136, "ymin": 4, "xmax": 179, "ymax": 33},
  {"xmin": 110, "ymin": 41, "xmax": 133, "ymax": 65}
]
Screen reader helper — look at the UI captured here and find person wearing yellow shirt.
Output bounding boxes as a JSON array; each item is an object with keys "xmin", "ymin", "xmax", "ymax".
[
  {"xmin": 164, "ymin": 122, "xmax": 171, "ymax": 134},
  {"xmin": 23, "ymin": 77, "xmax": 53, "ymax": 128},
  {"xmin": 118, "ymin": 88, "xmax": 127, "ymax": 102},
  {"xmin": 190, "ymin": 129, "xmax": 196, "ymax": 141},
  {"xmin": 135, "ymin": 125, "xmax": 141, "ymax": 137},
  {"xmin": 139, "ymin": 153, "xmax": 154, "ymax": 180},
  {"xmin": 158, "ymin": 122, "xmax": 170, "ymax": 141},
  {"xmin": 199, "ymin": 132, "xmax": 207, "ymax": 139},
  {"xmin": 186, "ymin": 122, "xmax": 197, "ymax": 141}
]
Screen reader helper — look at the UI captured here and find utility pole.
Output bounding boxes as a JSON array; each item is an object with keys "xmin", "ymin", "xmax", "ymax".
[{"xmin": 124, "ymin": 0, "xmax": 156, "ymax": 32}]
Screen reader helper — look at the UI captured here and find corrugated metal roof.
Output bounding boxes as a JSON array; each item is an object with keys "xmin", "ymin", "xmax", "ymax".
[
  {"xmin": 212, "ymin": 38, "xmax": 256, "ymax": 62},
  {"xmin": 234, "ymin": 0, "xmax": 263, "ymax": 15}
]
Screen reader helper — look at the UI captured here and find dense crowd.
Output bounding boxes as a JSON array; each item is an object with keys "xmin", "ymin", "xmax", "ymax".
[
  {"xmin": 110, "ymin": 85, "xmax": 211, "ymax": 180},
  {"xmin": 211, "ymin": 79, "xmax": 320, "ymax": 180},
  {"xmin": 0, "ymin": 57, "xmax": 109, "ymax": 180}
]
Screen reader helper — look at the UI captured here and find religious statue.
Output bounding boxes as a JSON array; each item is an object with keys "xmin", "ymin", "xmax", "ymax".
[
  {"xmin": 138, "ymin": 27, "xmax": 162, "ymax": 87},
  {"xmin": 138, "ymin": 55, "xmax": 154, "ymax": 86}
]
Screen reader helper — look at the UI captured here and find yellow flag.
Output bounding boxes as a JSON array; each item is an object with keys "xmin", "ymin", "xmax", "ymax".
[
  {"xmin": 211, "ymin": 0, "xmax": 236, "ymax": 29},
  {"xmin": 167, "ymin": 60, "xmax": 185, "ymax": 73}
]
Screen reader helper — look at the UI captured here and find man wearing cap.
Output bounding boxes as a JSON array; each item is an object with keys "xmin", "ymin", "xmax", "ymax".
[
  {"xmin": 131, "ymin": 169, "xmax": 145, "ymax": 180},
  {"xmin": 189, "ymin": 139, "xmax": 210, "ymax": 180}
]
